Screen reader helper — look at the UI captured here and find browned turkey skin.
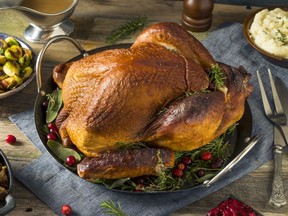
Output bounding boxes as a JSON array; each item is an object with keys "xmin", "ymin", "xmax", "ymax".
[
  {"xmin": 78, "ymin": 148, "xmax": 175, "ymax": 179},
  {"xmin": 52, "ymin": 22, "xmax": 253, "ymax": 180}
]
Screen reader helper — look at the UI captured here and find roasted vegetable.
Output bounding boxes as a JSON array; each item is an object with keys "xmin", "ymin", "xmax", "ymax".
[
  {"xmin": 0, "ymin": 39, "xmax": 7, "ymax": 54},
  {"xmin": 0, "ymin": 55, "xmax": 6, "ymax": 65},
  {"xmin": 0, "ymin": 163, "xmax": 8, "ymax": 201},
  {"xmin": 5, "ymin": 36, "xmax": 20, "ymax": 46},
  {"xmin": 4, "ymin": 45, "xmax": 23, "ymax": 61},
  {"xmin": 0, "ymin": 36, "xmax": 33, "ymax": 93},
  {"xmin": 3, "ymin": 61, "xmax": 21, "ymax": 77}
]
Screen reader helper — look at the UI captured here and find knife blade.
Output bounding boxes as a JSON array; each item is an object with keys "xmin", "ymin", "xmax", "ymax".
[
  {"xmin": 274, "ymin": 124, "xmax": 286, "ymax": 148},
  {"xmin": 275, "ymin": 76, "xmax": 288, "ymax": 147}
]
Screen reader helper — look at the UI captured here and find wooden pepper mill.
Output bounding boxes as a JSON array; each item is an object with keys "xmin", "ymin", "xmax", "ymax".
[{"xmin": 182, "ymin": 0, "xmax": 214, "ymax": 32}]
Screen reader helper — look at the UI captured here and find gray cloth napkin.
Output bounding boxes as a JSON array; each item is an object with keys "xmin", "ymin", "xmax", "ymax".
[{"xmin": 10, "ymin": 22, "xmax": 284, "ymax": 216}]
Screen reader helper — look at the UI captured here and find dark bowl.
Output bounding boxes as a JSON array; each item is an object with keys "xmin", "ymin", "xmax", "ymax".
[
  {"xmin": 0, "ymin": 150, "xmax": 15, "ymax": 215},
  {"xmin": 243, "ymin": 7, "xmax": 288, "ymax": 68}
]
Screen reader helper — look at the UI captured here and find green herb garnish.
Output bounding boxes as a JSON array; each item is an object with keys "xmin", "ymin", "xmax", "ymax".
[
  {"xmin": 100, "ymin": 200, "xmax": 127, "ymax": 216},
  {"xmin": 46, "ymin": 88, "xmax": 62, "ymax": 123},
  {"xmin": 93, "ymin": 124, "xmax": 235, "ymax": 192},
  {"xmin": 47, "ymin": 140, "xmax": 82, "ymax": 163},
  {"xmin": 209, "ymin": 64, "xmax": 226, "ymax": 90},
  {"xmin": 276, "ymin": 29, "xmax": 288, "ymax": 45},
  {"xmin": 106, "ymin": 15, "xmax": 149, "ymax": 44},
  {"xmin": 148, "ymin": 132, "xmax": 231, "ymax": 191}
]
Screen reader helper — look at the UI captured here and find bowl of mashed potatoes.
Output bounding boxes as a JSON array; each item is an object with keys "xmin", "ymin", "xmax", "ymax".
[{"xmin": 244, "ymin": 7, "xmax": 288, "ymax": 68}]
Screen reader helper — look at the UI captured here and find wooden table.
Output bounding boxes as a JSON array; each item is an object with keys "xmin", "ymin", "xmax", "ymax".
[{"xmin": 0, "ymin": 1, "xmax": 287, "ymax": 215}]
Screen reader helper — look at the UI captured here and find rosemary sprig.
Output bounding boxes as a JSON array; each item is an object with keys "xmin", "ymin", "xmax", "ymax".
[
  {"xmin": 209, "ymin": 64, "xmax": 226, "ymax": 90},
  {"xmin": 100, "ymin": 200, "xmax": 127, "ymax": 216},
  {"xmin": 106, "ymin": 15, "xmax": 149, "ymax": 44}
]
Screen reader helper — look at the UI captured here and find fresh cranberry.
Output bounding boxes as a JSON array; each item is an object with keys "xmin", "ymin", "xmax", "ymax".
[
  {"xmin": 5, "ymin": 134, "xmax": 16, "ymax": 144},
  {"xmin": 172, "ymin": 168, "xmax": 183, "ymax": 177},
  {"xmin": 181, "ymin": 156, "xmax": 192, "ymax": 165},
  {"xmin": 197, "ymin": 169, "xmax": 205, "ymax": 177},
  {"xmin": 66, "ymin": 155, "xmax": 76, "ymax": 166},
  {"xmin": 61, "ymin": 204, "xmax": 72, "ymax": 216},
  {"xmin": 211, "ymin": 157, "xmax": 224, "ymax": 169},
  {"xmin": 200, "ymin": 151, "xmax": 212, "ymax": 161},
  {"xmin": 47, "ymin": 133, "xmax": 57, "ymax": 141},
  {"xmin": 47, "ymin": 122, "xmax": 57, "ymax": 130},
  {"xmin": 49, "ymin": 127, "xmax": 58, "ymax": 134},
  {"xmin": 177, "ymin": 163, "xmax": 186, "ymax": 170}
]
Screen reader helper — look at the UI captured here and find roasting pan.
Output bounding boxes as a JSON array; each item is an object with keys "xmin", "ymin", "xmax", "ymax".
[{"xmin": 34, "ymin": 35, "xmax": 259, "ymax": 193}]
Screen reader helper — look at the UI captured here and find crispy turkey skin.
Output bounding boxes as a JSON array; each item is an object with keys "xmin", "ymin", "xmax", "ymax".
[{"xmin": 52, "ymin": 22, "xmax": 253, "ymax": 179}]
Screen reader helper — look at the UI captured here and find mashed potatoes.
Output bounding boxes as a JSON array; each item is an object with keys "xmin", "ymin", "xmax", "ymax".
[{"xmin": 249, "ymin": 8, "xmax": 288, "ymax": 58}]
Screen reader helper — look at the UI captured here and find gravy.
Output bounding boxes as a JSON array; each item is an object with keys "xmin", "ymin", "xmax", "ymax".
[{"xmin": 20, "ymin": 0, "xmax": 73, "ymax": 14}]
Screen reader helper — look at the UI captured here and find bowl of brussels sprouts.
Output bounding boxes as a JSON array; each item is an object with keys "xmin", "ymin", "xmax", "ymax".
[{"xmin": 0, "ymin": 33, "xmax": 35, "ymax": 99}]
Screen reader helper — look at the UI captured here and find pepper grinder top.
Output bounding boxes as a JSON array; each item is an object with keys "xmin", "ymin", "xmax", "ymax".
[{"xmin": 182, "ymin": 0, "xmax": 214, "ymax": 32}]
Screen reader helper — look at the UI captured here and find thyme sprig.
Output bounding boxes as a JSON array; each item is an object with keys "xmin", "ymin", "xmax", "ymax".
[
  {"xmin": 106, "ymin": 15, "xmax": 149, "ymax": 44},
  {"xmin": 100, "ymin": 200, "xmax": 127, "ymax": 216}
]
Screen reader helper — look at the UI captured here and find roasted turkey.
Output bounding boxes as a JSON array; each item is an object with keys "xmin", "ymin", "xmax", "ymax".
[{"xmin": 52, "ymin": 22, "xmax": 253, "ymax": 180}]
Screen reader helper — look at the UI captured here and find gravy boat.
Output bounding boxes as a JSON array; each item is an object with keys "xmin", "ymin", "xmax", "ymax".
[{"xmin": 0, "ymin": 0, "xmax": 78, "ymax": 43}]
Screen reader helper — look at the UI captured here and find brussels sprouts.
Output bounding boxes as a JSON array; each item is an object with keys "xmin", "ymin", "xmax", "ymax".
[
  {"xmin": 0, "ymin": 55, "xmax": 6, "ymax": 65},
  {"xmin": 0, "ymin": 36, "xmax": 33, "ymax": 92},
  {"xmin": 12, "ymin": 74, "xmax": 23, "ymax": 85},
  {"xmin": 23, "ymin": 48, "xmax": 33, "ymax": 60},
  {"xmin": 0, "ymin": 68, "xmax": 8, "ymax": 80},
  {"xmin": 4, "ymin": 45, "xmax": 23, "ymax": 61},
  {"xmin": 0, "ymin": 39, "xmax": 8, "ymax": 55},
  {"xmin": 5, "ymin": 36, "xmax": 20, "ymax": 46},
  {"xmin": 3, "ymin": 61, "xmax": 21, "ymax": 77},
  {"xmin": 21, "ymin": 66, "xmax": 33, "ymax": 79},
  {"xmin": 19, "ymin": 54, "xmax": 31, "ymax": 68},
  {"xmin": 1, "ymin": 77, "xmax": 17, "ymax": 89}
]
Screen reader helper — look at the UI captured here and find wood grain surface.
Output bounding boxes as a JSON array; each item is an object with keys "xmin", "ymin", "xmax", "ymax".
[{"xmin": 0, "ymin": 1, "xmax": 287, "ymax": 215}]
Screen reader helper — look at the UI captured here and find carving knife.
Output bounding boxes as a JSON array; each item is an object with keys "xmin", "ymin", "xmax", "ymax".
[
  {"xmin": 269, "ymin": 124, "xmax": 287, "ymax": 207},
  {"xmin": 269, "ymin": 76, "xmax": 288, "ymax": 207},
  {"xmin": 275, "ymin": 76, "xmax": 288, "ymax": 137}
]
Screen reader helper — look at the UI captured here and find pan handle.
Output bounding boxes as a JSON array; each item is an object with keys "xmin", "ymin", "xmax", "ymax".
[
  {"xmin": 36, "ymin": 35, "xmax": 88, "ymax": 95},
  {"xmin": 203, "ymin": 135, "xmax": 260, "ymax": 187}
]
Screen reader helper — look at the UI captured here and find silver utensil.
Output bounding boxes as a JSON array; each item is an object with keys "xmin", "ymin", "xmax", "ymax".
[
  {"xmin": 203, "ymin": 136, "xmax": 259, "ymax": 186},
  {"xmin": 271, "ymin": 125, "xmax": 287, "ymax": 207},
  {"xmin": 257, "ymin": 68, "xmax": 287, "ymax": 207}
]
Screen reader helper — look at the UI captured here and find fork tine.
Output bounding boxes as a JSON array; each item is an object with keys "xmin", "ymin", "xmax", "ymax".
[
  {"xmin": 257, "ymin": 70, "xmax": 273, "ymax": 116},
  {"xmin": 268, "ymin": 68, "xmax": 285, "ymax": 115}
]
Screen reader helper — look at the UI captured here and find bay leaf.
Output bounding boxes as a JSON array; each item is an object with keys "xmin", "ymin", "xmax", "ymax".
[
  {"xmin": 46, "ymin": 88, "xmax": 62, "ymax": 123},
  {"xmin": 47, "ymin": 140, "xmax": 81, "ymax": 162}
]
